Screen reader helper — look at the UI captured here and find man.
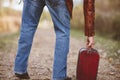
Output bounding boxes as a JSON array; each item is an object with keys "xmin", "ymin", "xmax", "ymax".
[{"xmin": 14, "ymin": 0, "xmax": 95, "ymax": 80}]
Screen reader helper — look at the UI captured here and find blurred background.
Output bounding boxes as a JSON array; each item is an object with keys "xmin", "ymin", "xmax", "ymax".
[{"xmin": 0, "ymin": 0, "xmax": 120, "ymax": 79}]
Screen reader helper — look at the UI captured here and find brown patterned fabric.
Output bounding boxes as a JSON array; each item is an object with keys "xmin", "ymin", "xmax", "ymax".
[
  {"xmin": 65, "ymin": 0, "xmax": 73, "ymax": 18},
  {"xmin": 65, "ymin": 0, "xmax": 95, "ymax": 36},
  {"xmin": 84, "ymin": 0, "xmax": 95, "ymax": 36}
]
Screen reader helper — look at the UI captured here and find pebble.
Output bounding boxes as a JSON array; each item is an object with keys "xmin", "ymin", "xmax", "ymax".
[{"xmin": 117, "ymin": 50, "xmax": 120, "ymax": 53}]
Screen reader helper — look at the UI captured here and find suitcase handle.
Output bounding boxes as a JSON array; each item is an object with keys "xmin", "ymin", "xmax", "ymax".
[
  {"xmin": 87, "ymin": 48, "xmax": 97, "ymax": 54},
  {"xmin": 79, "ymin": 48, "xmax": 98, "ymax": 54}
]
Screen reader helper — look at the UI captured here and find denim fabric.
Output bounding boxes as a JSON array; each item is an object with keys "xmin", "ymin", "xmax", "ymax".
[{"xmin": 14, "ymin": 0, "xmax": 70, "ymax": 80}]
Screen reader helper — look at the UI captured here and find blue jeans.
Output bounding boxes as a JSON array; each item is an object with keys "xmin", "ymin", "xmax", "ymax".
[{"xmin": 14, "ymin": 0, "xmax": 70, "ymax": 80}]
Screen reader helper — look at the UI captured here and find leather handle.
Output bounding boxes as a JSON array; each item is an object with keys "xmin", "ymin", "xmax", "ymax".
[{"xmin": 87, "ymin": 47, "xmax": 97, "ymax": 54}]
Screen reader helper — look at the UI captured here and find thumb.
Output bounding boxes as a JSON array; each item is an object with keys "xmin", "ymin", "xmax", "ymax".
[
  {"xmin": 87, "ymin": 42, "xmax": 93, "ymax": 48},
  {"xmin": 88, "ymin": 42, "xmax": 92, "ymax": 47}
]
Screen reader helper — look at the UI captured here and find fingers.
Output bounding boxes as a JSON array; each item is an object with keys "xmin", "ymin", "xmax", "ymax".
[
  {"xmin": 86, "ymin": 38, "xmax": 90, "ymax": 48},
  {"xmin": 86, "ymin": 40, "xmax": 95, "ymax": 48},
  {"xmin": 88, "ymin": 42, "xmax": 95, "ymax": 48},
  {"xmin": 86, "ymin": 36, "xmax": 95, "ymax": 48},
  {"xmin": 86, "ymin": 43, "xmax": 92, "ymax": 49}
]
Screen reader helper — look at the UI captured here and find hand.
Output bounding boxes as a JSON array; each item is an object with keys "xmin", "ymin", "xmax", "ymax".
[{"xmin": 86, "ymin": 36, "xmax": 95, "ymax": 48}]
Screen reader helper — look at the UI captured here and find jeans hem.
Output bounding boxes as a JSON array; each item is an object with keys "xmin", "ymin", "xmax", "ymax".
[
  {"xmin": 14, "ymin": 70, "xmax": 27, "ymax": 74},
  {"xmin": 52, "ymin": 77, "xmax": 66, "ymax": 80}
]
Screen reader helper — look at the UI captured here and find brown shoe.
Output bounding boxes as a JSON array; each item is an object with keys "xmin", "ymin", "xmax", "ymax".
[
  {"xmin": 15, "ymin": 72, "xmax": 30, "ymax": 79},
  {"xmin": 64, "ymin": 77, "xmax": 72, "ymax": 80}
]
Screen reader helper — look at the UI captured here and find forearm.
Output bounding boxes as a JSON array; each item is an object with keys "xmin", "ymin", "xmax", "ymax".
[{"xmin": 84, "ymin": 0, "xmax": 95, "ymax": 37}]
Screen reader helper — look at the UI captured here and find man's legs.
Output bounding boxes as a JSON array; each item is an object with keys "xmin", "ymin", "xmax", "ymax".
[
  {"xmin": 46, "ymin": 0, "xmax": 71, "ymax": 80},
  {"xmin": 14, "ymin": 0, "xmax": 45, "ymax": 74}
]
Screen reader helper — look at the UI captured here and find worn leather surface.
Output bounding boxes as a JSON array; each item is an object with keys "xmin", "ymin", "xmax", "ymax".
[
  {"xmin": 65, "ymin": 0, "xmax": 95, "ymax": 36},
  {"xmin": 77, "ymin": 48, "xmax": 99, "ymax": 80}
]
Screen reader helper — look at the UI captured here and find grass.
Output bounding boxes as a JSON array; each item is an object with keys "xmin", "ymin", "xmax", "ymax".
[
  {"xmin": 0, "ymin": 32, "xmax": 19, "ymax": 51},
  {"xmin": 70, "ymin": 29, "xmax": 120, "ymax": 62},
  {"xmin": 0, "ymin": 7, "xmax": 21, "ymax": 17},
  {"xmin": 0, "ymin": 29, "xmax": 119, "ymax": 64},
  {"xmin": 70, "ymin": 29, "xmax": 84, "ymax": 38}
]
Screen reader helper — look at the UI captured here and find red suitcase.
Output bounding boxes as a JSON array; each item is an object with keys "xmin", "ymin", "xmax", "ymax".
[{"xmin": 76, "ymin": 48, "xmax": 100, "ymax": 80}]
